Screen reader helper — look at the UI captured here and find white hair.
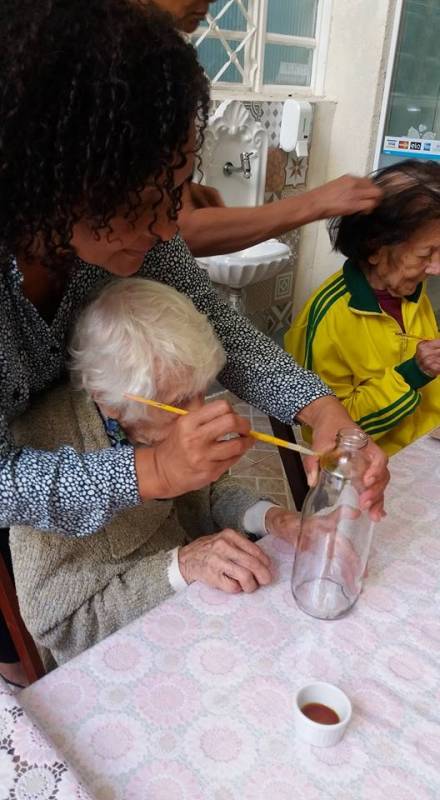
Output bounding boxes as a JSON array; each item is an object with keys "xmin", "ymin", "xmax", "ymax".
[{"xmin": 69, "ymin": 278, "xmax": 226, "ymax": 422}]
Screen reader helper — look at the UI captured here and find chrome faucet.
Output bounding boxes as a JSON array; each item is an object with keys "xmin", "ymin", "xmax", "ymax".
[{"xmin": 223, "ymin": 151, "xmax": 254, "ymax": 179}]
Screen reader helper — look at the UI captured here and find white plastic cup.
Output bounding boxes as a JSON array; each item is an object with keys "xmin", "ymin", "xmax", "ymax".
[{"xmin": 294, "ymin": 681, "xmax": 352, "ymax": 747}]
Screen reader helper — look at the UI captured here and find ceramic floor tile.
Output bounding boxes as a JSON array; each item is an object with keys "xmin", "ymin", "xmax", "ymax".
[
  {"xmin": 231, "ymin": 452, "xmax": 283, "ymax": 479},
  {"xmin": 251, "ymin": 440, "xmax": 274, "ymax": 452},
  {"xmin": 257, "ymin": 478, "xmax": 287, "ymax": 494}
]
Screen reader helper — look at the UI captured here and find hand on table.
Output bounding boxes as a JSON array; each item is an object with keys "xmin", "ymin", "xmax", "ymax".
[
  {"xmin": 178, "ymin": 528, "xmax": 272, "ymax": 593},
  {"xmin": 296, "ymin": 396, "xmax": 389, "ymax": 522},
  {"xmin": 415, "ymin": 338, "xmax": 440, "ymax": 377},
  {"xmin": 135, "ymin": 400, "xmax": 253, "ymax": 500},
  {"xmin": 264, "ymin": 506, "xmax": 300, "ymax": 546}
]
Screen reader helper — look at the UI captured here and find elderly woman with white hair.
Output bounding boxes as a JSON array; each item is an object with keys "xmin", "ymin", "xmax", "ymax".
[{"xmin": 9, "ymin": 279, "xmax": 299, "ymax": 667}]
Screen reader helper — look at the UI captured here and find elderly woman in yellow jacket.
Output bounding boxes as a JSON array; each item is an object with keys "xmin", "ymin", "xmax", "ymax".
[{"xmin": 285, "ymin": 160, "xmax": 440, "ymax": 456}]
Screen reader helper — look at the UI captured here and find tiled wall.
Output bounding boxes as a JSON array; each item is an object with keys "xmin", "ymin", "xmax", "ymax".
[{"xmin": 241, "ymin": 102, "xmax": 309, "ymax": 337}]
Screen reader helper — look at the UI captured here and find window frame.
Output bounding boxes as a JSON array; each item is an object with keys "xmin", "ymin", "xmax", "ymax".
[{"xmin": 193, "ymin": 0, "xmax": 333, "ymax": 98}]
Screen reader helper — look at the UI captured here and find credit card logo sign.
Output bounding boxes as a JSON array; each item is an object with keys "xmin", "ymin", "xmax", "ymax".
[
  {"xmin": 398, "ymin": 140, "xmax": 409, "ymax": 149},
  {"xmin": 423, "ymin": 142, "xmax": 432, "ymax": 151},
  {"xmin": 410, "ymin": 141, "xmax": 422, "ymax": 151}
]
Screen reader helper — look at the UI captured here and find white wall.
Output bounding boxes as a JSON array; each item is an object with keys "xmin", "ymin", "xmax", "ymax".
[{"xmin": 293, "ymin": 0, "xmax": 399, "ymax": 314}]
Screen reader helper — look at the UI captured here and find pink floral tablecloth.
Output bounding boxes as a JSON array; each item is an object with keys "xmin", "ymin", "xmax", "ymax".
[
  {"xmin": 19, "ymin": 435, "xmax": 440, "ymax": 800},
  {"xmin": 0, "ymin": 678, "xmax": 91, "ymax": 800}
]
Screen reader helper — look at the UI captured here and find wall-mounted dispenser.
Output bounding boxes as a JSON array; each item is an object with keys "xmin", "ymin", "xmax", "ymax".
[{"xmin": 279, "ymin": 99, "xmax": 313, "ymax": 157}]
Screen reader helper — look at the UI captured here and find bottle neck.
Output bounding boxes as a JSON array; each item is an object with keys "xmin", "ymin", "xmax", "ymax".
[{"xmin": 336, "ymin": 427, "xmax": 368, "ymax": 451}]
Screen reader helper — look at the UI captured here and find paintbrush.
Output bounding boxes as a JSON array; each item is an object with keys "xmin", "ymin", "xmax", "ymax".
[{"xmin": 124, "ymin": 393, "xmax": 318, "ymax": 457}]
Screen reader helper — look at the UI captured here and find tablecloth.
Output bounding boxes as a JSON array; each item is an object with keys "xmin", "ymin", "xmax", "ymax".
[
  {"xmin": 20, "ymin": 434, "xmax": 440, "ymax": 799},
  {"xmin": 0, "ymin": 678, "xmax": 91, "ymax": 800}
]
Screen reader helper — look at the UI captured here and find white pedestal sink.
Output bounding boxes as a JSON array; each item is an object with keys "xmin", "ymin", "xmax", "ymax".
[{"xmin": 197, "ymin": 238, "xmax": 291, "ymax": 312}]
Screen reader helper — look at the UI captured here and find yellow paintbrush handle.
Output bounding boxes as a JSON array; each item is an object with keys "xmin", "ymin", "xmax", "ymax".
[
  {"xmin": 125, "ymin": 394, "xmax": 188, "ymax": 415},
  {"xmin": 248, "ymin": 430, "xmax": 315, "ymax": 456},
  {"xmin": 124, "ymin": 393, "xmax": 318, "ymax": 457}
]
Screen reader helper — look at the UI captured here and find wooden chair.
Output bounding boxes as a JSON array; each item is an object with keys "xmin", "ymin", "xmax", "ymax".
[
  {"xmin": 269, "ymin": 416, "xmax": 309, "ymax": 511},
  {"xmin": 0, "ymin": 551, "xmax": 45, "ymax": 683}
]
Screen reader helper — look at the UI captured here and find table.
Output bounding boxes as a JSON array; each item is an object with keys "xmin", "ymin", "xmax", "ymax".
[
  {"xmin": 16, "ymin": 434, "xmax": 440, "ymax": 799},
  {"xmin": 0, "ymin": 678, "xmax": 91, "ymax": 799}
]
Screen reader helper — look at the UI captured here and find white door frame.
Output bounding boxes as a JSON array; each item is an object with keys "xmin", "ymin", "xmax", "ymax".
[{"xmin": 372, "ymin": 0, "xmax": 404, "ymax": 170}]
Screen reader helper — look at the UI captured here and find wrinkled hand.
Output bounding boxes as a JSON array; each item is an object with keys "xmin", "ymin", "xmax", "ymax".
[
  {"xmin": 415, "ymin": 338, "xmax": 440, "ymax": 377},
  {"xmin": 264, "ymin": 506, "xmax": 300, "ymax": 546},
  {"xmin": 309, "ymin": 434, "xmax": 388, "ymax": 523},
  {"xmin": 297, "ymin": 397, "xmax": 389, "ymax": 522},
  {"xmin": 135, "ymin": 400, "xmax": 253, "ymax": 500},
  {"xmin": 178, "ymin": 528, "xmax": 272, "ymax": 593},
  {"xmin": 189, "ymin": 182, "xmax": 225, "ymax": 209},
  {"xmin": 310, "ymin": 174, "xmax": 382, "ymax": 219}
]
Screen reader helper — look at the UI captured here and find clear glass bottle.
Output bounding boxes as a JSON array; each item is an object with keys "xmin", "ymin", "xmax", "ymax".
[{"xmin": 291, "ymin": 428, "xmax": 375, "ymax": 620}]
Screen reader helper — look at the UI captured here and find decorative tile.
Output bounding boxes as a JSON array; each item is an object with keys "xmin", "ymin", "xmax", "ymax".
[
  {"xmin": 246, "ymin": 277, "xmax": 274, "ymax": 315},
  {"xmin": 285, "ymin": 154, "xmax": 308, "ymax": 187},
  {"xmin": 274, "ymin": 272, "xmax": 294, "ymax": 302},
  {"xmin": 243, "ymin": 101, "xmax": 264, "ymax": 122},
  {"xmin": 257, "ymin": 101, "xmax": 284, "ymax": 145},
  {"xmin": 279, "ymin": 228, "xmax": 300, "ymax": 261},
  {"xmin": 266, "ymin": 302, "xmax": 294, "ymax": 336},
  {"xmin": 265, "ymin": 148, "xmax": 288, "ymax": 194}
]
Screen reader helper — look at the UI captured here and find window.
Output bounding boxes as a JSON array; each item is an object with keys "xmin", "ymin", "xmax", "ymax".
[{"xmin": 193, "ymin": 0, "xmax": 332, "ymax": 95}]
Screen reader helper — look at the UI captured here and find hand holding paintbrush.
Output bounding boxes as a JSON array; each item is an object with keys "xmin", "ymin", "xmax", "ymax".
[
  {"xmin": 124, "ymin": 394, "xmax": 318, "ymax": 457},
  {"xmin": 395, "ymin": 332, "xmax": 440, "ymax": 377}
]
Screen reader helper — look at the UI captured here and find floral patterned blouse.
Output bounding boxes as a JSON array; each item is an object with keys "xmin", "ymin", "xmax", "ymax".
[{"xmin": 0, "ymin": 234, "xmax": 329, "ymax": 536}]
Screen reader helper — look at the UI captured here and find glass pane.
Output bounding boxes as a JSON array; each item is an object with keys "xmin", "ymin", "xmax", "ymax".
[
  {"xmin": 199, "ymin": 0, "xmax": 248, "ymax": 31},
  {"xmin": 380, "ymin": 0, "xmax": 440, "ymax": 166},
  {"xmin": 263, "ymin": 43, "xmax": 313, "ymax": 86},
  {"xmin": 196, "ymin": 37, "xmax": 244, "ymax": 83},
  {"xmin": 266, "ymin": 0, "xmax": 318, "ymax": 37}
]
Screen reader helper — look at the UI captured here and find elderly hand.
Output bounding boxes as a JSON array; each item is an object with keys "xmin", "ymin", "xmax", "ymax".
[
  {"xmin": 135, "ymin": 400, "xmax": 253, "ymax": 500},
  {"xmin": 415, "ymin": 338, "xmax": 440, "ymax": 377},
  {"xmin": 309, "ymin": 174, "xmax": 382, "ymax": 219},
  {"xmin": 296, "ymin": 396, "xmax": 389, "ymax": 522},
  {"xmin": 178, "ymin": 528, "xmax": 272, "ymax": 593},
  {"xmin": 264, "ymin": 506, "xmax": 300, "ymax": 546}
]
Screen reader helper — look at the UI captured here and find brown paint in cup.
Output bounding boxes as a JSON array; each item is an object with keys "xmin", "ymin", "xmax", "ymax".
[{"xmin": 301, "ymin": 702, "xmax": 340, "ymax": 725}]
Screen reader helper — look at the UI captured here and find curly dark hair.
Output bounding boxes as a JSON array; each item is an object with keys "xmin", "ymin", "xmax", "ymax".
[
  {"xmin": 0, "ymin": 0, "xmax": 210, "ymax": 269},
  {"xmin": 328, "ymin": 159, "xmax": 440, "ymax": 264}
]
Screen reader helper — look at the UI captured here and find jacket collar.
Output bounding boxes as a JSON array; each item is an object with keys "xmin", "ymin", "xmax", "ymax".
[{"xmin": 343, "ymin": 259, "xmax": 422, "ymax": 313}]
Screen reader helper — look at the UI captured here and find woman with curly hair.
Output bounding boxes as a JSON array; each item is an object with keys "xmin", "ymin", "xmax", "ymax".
[{"xmin": 0, "ymin": 0, "xmax": 388, "ymax": 681}]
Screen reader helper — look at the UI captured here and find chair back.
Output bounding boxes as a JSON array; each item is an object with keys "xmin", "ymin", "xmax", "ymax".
[
  {"xmin": 269, "ymin": 416, "xmax": 309, "ymax": 511},
  {"xmin": 0, "ymin": 552, "xmax": 45, "ymax": 683}
]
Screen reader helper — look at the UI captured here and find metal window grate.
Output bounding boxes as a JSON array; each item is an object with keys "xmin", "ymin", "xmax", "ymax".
[{"xmin": 193, "ymin": 0, "xmax": 331, "ymax": 94}]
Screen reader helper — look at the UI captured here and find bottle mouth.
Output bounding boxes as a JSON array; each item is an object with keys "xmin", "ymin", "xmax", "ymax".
[{"xmin": 336, "ymin": 427, "xmax": 368, "ymax": 449}]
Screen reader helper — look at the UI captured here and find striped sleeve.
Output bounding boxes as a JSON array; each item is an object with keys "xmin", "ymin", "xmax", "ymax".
[
  {"xmin": 285, "ymin": 281, "xmax": 434, "ymax": 442},
  {"xmin": 302, "ymin": 314, "xmax": 426, "ymax": 440}
]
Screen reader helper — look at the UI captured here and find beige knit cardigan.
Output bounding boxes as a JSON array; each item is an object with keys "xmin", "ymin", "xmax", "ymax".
[{"xmin": 9, "ymin": 384, "xmax": 259, "ymax": 666}]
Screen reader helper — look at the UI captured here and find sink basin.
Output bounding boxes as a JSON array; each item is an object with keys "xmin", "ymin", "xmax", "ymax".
[{"xmin": 197, "ymin": 239, "xmax": 291, "ymax": 288}]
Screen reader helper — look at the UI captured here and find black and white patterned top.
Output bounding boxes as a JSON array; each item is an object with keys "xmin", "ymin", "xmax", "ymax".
[{"xmin": 0, "ymin": 234, "xmax": 330, "ymax": 536}]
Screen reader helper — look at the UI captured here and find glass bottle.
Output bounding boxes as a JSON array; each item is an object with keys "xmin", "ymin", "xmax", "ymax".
[{"xmin": 291, "ymin": 428, "xmax": 375, "ymax": 620}]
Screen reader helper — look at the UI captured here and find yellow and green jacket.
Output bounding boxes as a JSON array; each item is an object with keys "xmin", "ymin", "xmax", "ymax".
[{"xmin": 285, "ymin": 260, "xmax": 440, "ymax": 455}]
